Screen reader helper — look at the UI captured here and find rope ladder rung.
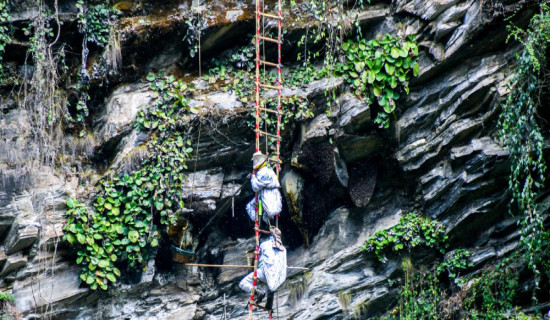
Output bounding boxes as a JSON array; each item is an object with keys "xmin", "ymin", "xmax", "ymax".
[
  {"xmin": 260, "ymin": 83, "xmax": 282, "ymax": 90},
  {"xmin": 256, "ymin": 129, "xmax": 281, "ymax": 139},
  {"xmin": 259, "ymin": 59, "xmax": 281, "ymax": 68},
  {"xmin": 259, "ymin": 12, "xmax": 283, "ymax": 20},
  {"xmin": 259, "ymin": 107, "xmax": 281, "ymax": 115},
  {"xmin": 256, "ymin": 35, "xmax": 282, "ymax": 44}
]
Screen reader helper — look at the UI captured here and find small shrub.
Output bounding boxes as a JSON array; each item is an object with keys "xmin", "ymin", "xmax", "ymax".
[
  {"xmin": 362, "ymin": 212, "xmax": 448, "ymax": 262},
  {"xmin": 337, "ymin": 34, "xmax": 419, "ymax": 128}
]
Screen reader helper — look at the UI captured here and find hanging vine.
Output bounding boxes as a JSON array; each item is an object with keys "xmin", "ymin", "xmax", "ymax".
[
  {"xmin": 22, "ymin": 0, "xmax": 68, "ymax": 166},
  {"xmin": 498, "ymin": 4, "xmax": 550, "ymax": 300},
  {"xmin": 0, "ymin": 0, "xmax": 11, "ymax": 83},
  {"xmin": 74, "ymin": 0, "xmax": 120, "ymax": 136},
  {"xmin": 63, "ymin": 74, "xmax": 196, "ymax": 290}
]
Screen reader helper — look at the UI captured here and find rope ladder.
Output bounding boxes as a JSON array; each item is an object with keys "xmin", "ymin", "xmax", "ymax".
[{"xmin": 250, "ymin": 0, "xmax": 283, "ymax": 318}]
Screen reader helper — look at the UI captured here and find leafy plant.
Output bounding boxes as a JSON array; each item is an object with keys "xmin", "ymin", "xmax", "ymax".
[
  {"xmin": 337, "ymin": 34, "xmax": 419, "ymax": 128},
  {"xmin": 72, "ymin": 0, "xmax": 119, "ymax": 136},
  {"xmin": 77, "ymin": 0, "xmax": 118, "ymax": 47},
  {"xmin": 498, "ymin": 3, "xmax": 550, "ymax": 300},
  {"xmin": 464, "ymin": 257, "xmax": 520, "ymax": 320},
  {"xmin": 63, "ymin": 198, "xmax": 123, "ymax": 291},
  {"xmin": 362, "ymin": 212, "xmax": 448, "ymax": 262},
  {"xmin": 437, "ymin": 249, "xmax": 473, "ymax": 284},
  {"xmin": 0, "ymin": 292, "xmax": 20, "ymax": 320},
  {"xmin": 183, "ymin": 10, "xmax": 207, "ymax": 59},
  {"xmin": 64, "ymin": 74, "xmax": 196, "ymax": 290},
  {"xmin": 0, "ymin": 0, "xmax": 11, "ymax": 83},
  {"xmin": 136, "ymin": 73, "xmax": 198, "ymax": 131},
  {"xmin": 0, "ymin": 293, "xmax": 14, "ymax": 303}
]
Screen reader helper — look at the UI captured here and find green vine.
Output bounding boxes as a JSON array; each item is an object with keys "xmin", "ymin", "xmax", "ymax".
[
  {"xmin": 204, "ymin": 54, "xmax": 319, "ymax": 151},
  {"xmin": 63, "ymin": 74, "xmax": 196, "ymax": 290},
  {"xmin": 362, "ymin": 212, "xmax": 448, "ymax": 263},
  {"xmin": 382, "ymin": 258, "xmax": 441, "ymax": 320},
  {"xmin": 0, "ymin": 292, "xmax": 19, "ymax": 320},
  {"xmin": 464, "ymin": 257, "xmax": 520, "ymax": 320},
  {"xmin": 337, "ymin": 34, "xmax": 419, "ymax": 128},
  {"xmin": 73, "ymin": 0, "xmax": 119, "ymax": 136},
  {"xmin": 183, "ymin": 10, "xmax": 207, "ymax": 59},
  {"xmin": 498, "ymin": 4, "xmax": 550, "ymax": 299},
  {"xmin": 436, "ymin": 249, "xmax": 473, "ymax": 284},
  {"xmin": 0, "ymin": 0, "xmax": 11, "ymax": 83}
]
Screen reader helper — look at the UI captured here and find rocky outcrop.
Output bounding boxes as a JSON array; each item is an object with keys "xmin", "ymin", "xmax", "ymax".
[{"xmin": 0, "ymin": 0, "xmax": 544, "ymax": 319}]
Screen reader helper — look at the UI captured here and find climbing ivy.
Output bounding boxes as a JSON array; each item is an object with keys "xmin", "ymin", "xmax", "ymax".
[
  {"xmin": 0, "ymin": 292, "xmax": 19, "ymax": 320},
  {"xmin": 0, "ymin": 0, "xmax": 11, "ymax": 82},
  {"xmin": 64, "ymin": 74, "xmax": 196, "ymax": 290},
  {"xmin": 77, "ymin": 0, "xmax": 117, "ymax": 47},
  {"xmin": 381, "ymin": 258, "xmax": 442, "ymax": 320},
  {"xmin": 377, "ymin": 253, "xmax": 525, "ymax": 320},
  {"xmin": 362, "ymin": 212, "xmax": 448, "ymax": 263},
  {"xmin": 464, "ymin": 256, "xmax": 521, "ymax": 320},
  {"xmin": 137, "ymin": 73, "xmax": 198, "ymax": 131},
  {"xmin": 74, "ymin": 0, "xmax": 119, "ymax": 136},
  {"xmin": 183, "ymin": 10, "xmax": 207, "ymax": 59},
  {"xmin": 498, "ymin": 3, "xmax": 550, "ymax": 299},
  {"xmin": 337, "ymin": 34, "xmax": 419, "ymax": 128},
  {"xmin": 436, "ymin": 249, "xmax": 473, "ymax": 284},
  {"xmin": 204, "ymin": 55, "xmax": 318, "ymax": 151}
]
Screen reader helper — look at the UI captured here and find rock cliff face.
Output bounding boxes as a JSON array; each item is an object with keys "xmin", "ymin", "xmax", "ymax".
[{"xmin": 0, "ymin": 0, "xmax": 544, "ymax": 319}]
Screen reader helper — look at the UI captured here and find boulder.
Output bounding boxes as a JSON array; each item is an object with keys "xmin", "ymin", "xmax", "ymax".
[
  {"xmin": 302, "ymin": 114, "xmax": 333, "ymax": 142},
  {"xmin": 13, "ymin": 268, "xmax": 88, "ymax": 317},
  {"xmin": 4, "ymin": 197, "xmax": 39, "ymax": 255},
  {"xmin": 95, "ymin": 83, "xmax": 156, "ymax": 144},
  {"xmin": 0, "ymin": 248, "xmax": 6, "ymax": 270},
  {"xmin": 217, "ymin": 238, "xmax": 254, "ymax": 285},
  {"xmin": 190, "ymin": 91, "xmax": 243, "ymax": 111},
  {"xmin": 0, "ymin": 253, "xmax": 27, "ymax": 277},
  {"xmin": 181, "ymin": 169, "xmax": 224, "ymax": 200},
  {"xmin": 337, "ymin": 135, "xmax": 381, "ymax": 163},
  {"xmin": 337, "ymin": 93, "xmax": 371, "ymax": 133},
  {"xmin": 396, "ymin": 0, "xmax": 461, "ymax": 21}
]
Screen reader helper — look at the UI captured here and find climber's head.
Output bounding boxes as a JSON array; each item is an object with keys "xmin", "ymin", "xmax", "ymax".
[{"xmin": 252, "ymin": 151, "xmax": 268, "ymax": 170}]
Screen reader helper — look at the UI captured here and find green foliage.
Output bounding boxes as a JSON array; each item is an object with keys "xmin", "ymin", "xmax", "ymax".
[
  {"xmin": 498, "ymin": 4, "xmax": 550, "ymax": 299},
  {"xmin": 64, "ymin": 73, "xmax": 196, "ymax": 290},
  {"xmin": 63, "ymin": 198, "xmax": 122, "ymax": 291},
  {"xmin": 396, "ymin": 259, "xmax": 440, "ymax": 320},
  {"xmin": 136, "ymin": 73, "xmax": 198, "ymax": 131},
  {"xmin": 76, "ymin": 0, "xmax": 118, "ymax": 47},
  {"xmin": 437, "ymin": 249, "xmax": 473, "ymax": 284},
  {"xmin": 362, "ymin": 212, "xmax": 448, "ymax": 262},
  {"xmin": 292, "ymin": 0, "xmax": 368, "ymax": 66},
  {"xmin": 73, "ymin": 0, "xmax": 119, "ymax": 136},
  {"xmin": 183, "ymin": 11, "xmax": 207, "ymax": 59},
  {"xmin": 338, "ymin": 34, "xmax": 419, "ymax": 128},
  {"xmin": 464, "ymin": 257, "xmax": 520, "ymax": 320},
  {"xmin": 0, "ymin": 291, "xmax": 19, "ymax": 320},
  {"xmin": 0, "ymin": 0, "xmax": 11, "ymax": 82},
  {"xmin": 204, "ymin": 54, "xmax": 319, "ymax": 151},
  {"xmin": 0, "ymin": 293, "xmax": 14, "ymax": 303}
]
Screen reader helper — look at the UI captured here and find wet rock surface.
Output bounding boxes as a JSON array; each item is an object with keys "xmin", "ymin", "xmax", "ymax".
[{"xmin": 0, "ymin": 0, "xmax": 544, "ymax": 319}]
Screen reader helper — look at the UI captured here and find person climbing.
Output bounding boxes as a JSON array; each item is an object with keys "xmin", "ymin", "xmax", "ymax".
[
  {"xmin": 246, "ymin": 151, "xmax": 282, "ymax": 225},
  {"xmin": 239, "ymin": 227, "xmax": 287, "ymax": 310}
]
